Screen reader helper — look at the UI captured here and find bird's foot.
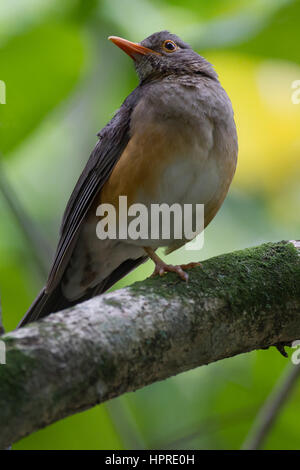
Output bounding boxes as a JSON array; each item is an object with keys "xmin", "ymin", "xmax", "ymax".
[
  {"xmin": 144, "ymin": 246, "xmax": 201, "ymax": 282},
  {"xmin": 151, "ymin": 261, "xmax": 202, "ymax": 282}
]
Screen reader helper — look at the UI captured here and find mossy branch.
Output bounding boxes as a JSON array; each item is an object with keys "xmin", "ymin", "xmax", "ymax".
[{"xmin": 1, "ymin": 241, "xmax": 300, "ymax": 449}]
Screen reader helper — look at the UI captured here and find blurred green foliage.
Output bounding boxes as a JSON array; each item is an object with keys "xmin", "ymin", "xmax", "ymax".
[
  {"xmin": 0, "ymin": 0, "xmax": 300, "ymax": 450},
  {"xmin": 0, "ymin": 22, "xmax": 85, "ymax": 153}
]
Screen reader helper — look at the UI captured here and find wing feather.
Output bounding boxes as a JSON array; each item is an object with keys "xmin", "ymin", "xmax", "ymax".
[{"xmin": 46, "ymin": 88, "xmax": 141, "ymax": 292}]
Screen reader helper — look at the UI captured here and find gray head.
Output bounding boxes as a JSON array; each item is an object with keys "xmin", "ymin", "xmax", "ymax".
[{"xmin": 109, "ymin": 31, "xmax": 218, "ymax": 83}]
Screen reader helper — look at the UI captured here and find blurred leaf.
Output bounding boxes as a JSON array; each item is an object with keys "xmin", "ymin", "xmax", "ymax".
[
  {"xmin": 69, "ymin": 0, "xmax": 100, "ymax": 23},
  {"xmin": 186, "ymin": 0, "xmax": 291, "ymax": 49},
  {"xmin": 232, "ymin": 0, "xmax": 300, "ymax": 64},
  {"xmin": 155, "ymin": 0, "xmax": 253, "ymax": 19},
  {"xmin": 187, "ymin": 0, "xmax": 300, "ymax": 65},
  {"xmin": 101, "ymin": 0, "xmax": 255, "ymax": 40},
  {"xmin": 0, "ymin": 0, "xmax": 58, "ymax": 46},
  {"xmin": 0, "ymin": 21, "xmax": 86, "ymax": 155},
  {"xmin": 0, "ymin": 0, "xmax": 97, "ymax": 46}
]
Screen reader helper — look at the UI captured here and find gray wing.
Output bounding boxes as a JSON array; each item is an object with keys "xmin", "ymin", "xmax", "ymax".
[
  {"xmin": 46, "ymin": 87, "xmax": 141, "ymax": 293},
  {"xmin": 18, "ymin": 87, "xmax": 150, "ymax": 327}
]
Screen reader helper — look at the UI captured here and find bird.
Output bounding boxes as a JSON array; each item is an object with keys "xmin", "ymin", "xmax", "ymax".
[{"xmin": 18, "ymin": 31, "xmax": 238, "ymax": 327}]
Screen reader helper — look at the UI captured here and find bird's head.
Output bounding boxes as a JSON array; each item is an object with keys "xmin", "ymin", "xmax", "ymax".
[{"xmin": 109, "ymin": 31, "xmax": 217, "ymax": 83}]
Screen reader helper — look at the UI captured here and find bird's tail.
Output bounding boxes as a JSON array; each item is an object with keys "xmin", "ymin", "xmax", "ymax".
[
  {"xmin": 17, "ymin": 284, "xmax": 76, "ymax": 328},
  {"xmin": 18, "ymin": 256, "xmax": 148, "ymax": 328}
]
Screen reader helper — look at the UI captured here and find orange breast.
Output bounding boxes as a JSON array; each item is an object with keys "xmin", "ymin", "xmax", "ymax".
[
  {"xmin": 99, "ymin": 122, "xmax": 193, "ymax": 210},
  {"xmin": 91, "ymin": 113, "xmax": 236, "ymax": 241}
]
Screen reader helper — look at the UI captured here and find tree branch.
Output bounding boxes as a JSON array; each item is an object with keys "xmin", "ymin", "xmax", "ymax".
[{"xmin": 1, "ymin": 241, "xmax": 300, "ymax": 449}]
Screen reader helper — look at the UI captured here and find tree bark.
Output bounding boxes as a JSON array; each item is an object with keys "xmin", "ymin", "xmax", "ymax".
[{"xmin": 1, "ymin": 240, "xmax": 300, "ymax": 449}]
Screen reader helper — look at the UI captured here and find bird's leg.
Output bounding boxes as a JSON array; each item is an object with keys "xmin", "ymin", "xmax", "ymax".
[{"xmin": 143, "ymin": 247, "xmax": 201, "ymax": 282}]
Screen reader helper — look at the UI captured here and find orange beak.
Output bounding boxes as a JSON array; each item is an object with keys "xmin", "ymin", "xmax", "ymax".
[{"xmin": 108, "ymin": 36, "xmax": 161, "ymax": 60}]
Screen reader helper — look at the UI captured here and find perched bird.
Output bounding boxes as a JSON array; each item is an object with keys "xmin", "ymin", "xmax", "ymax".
[{"xmin": 19, "ymin": 31, "xmax": 238, "ymax": 327}]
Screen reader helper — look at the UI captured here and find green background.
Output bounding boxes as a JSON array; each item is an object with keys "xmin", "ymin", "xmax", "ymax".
[{"xmin": 1, "ymin": 0, "xmax": 300, "ymax": 450}]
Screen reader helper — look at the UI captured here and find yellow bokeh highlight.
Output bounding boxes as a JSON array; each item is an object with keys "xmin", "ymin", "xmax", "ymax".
[{"xmin": 209, "ymin": 52, "xmax": 300, "ymax": 195}]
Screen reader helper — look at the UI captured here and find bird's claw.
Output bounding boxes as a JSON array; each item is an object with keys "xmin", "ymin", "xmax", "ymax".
[{"xmin": 151, "ymin": 261, "xmax": 202, "ymax": 282}]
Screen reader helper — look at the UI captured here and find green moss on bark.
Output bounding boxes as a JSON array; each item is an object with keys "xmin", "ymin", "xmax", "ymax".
[
  {"xmin": 0, "ymin": 348, "xmax": 37, "ymax": 420},
  {"xmin": 129, "ymin": 242, "xmax": 300, "ymax": 317}
]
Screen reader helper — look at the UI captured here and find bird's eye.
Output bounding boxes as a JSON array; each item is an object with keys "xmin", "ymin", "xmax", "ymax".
[{"xmin": 162, "ymin": 40, "xmax": 178, "ymax": 53}]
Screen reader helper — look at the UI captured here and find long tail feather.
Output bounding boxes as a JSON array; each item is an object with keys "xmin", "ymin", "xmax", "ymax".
[{"xmin": 18, "ymin": 256, "xmax": 148, "ymax": 328}]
